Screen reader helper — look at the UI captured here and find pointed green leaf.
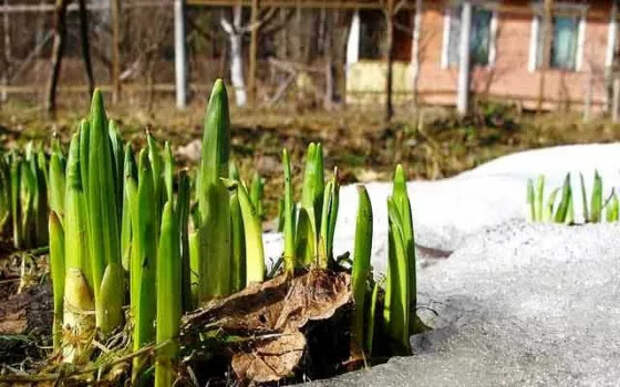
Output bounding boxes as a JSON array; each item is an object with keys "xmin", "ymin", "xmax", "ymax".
[
  {"xmin": 350, "ymin": 185, "xmax": 372, "ymax": 359},
  {"xmin": 197, "ymin": 79, "xmax": 231, "ymax": 299},
  {"xmin": 49, "ymin": 211, "xmax": 65, "ymax": 350},
  {"xmin": 155, "ymin": 201, "xmax": 182, "ymax": 387},
  {"xmin": 590, "ymin": 170, "xmax": 602, "ymax": 223},
  {"xmin": 229, "ymin": 190, "xmax": 246, "ymax": 292},
  {"xmin": 282, "ymin": 149, "xmax": 296, "ymax": 272}
]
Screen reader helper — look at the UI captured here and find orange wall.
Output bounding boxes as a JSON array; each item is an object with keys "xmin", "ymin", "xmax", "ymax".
[{"xmin": 412, "ymin": 0, "xmax": 614, "ymax": 110}]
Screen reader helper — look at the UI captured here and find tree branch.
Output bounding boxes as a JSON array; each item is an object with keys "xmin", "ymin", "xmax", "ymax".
[
  {"xmin": 188, "ymin": 16, "xmax": 215, "ymax": 41},
  {"xmin": 394, "ymin": 21, "xmax": 412, "ymax": 36},
  {"xmin": 220, "ymin": 15, "xmax": 235, "ymax": 35},
  {"xmin": 260, "ymin": 8, "xmax": 294, "ymax": 36},
  {"xmin": 394, "ymin": 0, "xmax": 410, "ymax": 15},
  {"xmin": 240, "ymin": 6, "xmax": 277, "ymax": 33}
]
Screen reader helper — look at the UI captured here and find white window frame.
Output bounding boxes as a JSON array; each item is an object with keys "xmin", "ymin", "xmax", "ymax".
[
  {"xmin": 440, "ymin": 1, "xmax": 499, "ymax": 69},
  {"xmin": 528, "ymin": 2, "xmax": 588, "ymax": 73}
]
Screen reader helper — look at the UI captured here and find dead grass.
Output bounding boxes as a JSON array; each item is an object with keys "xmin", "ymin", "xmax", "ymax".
[{"xmin": 2, "ymin": 96, "xmax": 620, "ymax": 219}]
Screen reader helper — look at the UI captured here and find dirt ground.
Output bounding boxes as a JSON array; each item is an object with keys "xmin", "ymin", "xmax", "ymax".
[{"xmin": 2, "ymin": 95, "xmax": 620, "ymax": 219}]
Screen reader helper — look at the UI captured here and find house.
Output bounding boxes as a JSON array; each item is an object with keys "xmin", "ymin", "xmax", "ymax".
[{"xmin": 345, "ymin": 0, "xmax": 619, "ymax": 112}]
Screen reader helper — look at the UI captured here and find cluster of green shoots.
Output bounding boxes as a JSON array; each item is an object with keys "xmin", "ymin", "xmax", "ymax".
[
  {"xmin": 350, "ymin": 165, "xmax": 419, "ymax": 356},
  {"xmin": 4, "ymin": 80, "xmax": 419, "ymax": 385},
  {"xmin": 0, "ymin": 142, "xmax": 51, "ymax": 249},
  {"xmin": 527, "ymin": 171, "xmax": 619, "ymax": 224}
]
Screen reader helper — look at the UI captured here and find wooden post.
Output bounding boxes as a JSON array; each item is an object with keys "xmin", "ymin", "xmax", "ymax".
[
  {"xmin": 613, "ymin": 77, "xmax": 620, "ymax": 123},
  {"xmin": 384, "ymin": 0, "xmax": 395, "ymax": 122},
  {"xmin": 457, "ymin": 1, "xmax": 472, "ymax": 115},
  {"xmin": 248, "ymin": 0, "xmax": 259, "ymax": 106},
  {"xmin": 537, "ymin": 0, "xmax": 554, "ymax": 112},
  {"xmin": 111, "ymin": 0, "xmax": 121, "ymax": 103},
  {"xmin": 174, "ymin": 0, "xmax": 187, "ymax": 108}
]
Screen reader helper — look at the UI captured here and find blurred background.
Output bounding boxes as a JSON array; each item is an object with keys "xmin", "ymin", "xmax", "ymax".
[{"xmin": 1, "ymin": 0, "xmax": 620, "ymax": 218}]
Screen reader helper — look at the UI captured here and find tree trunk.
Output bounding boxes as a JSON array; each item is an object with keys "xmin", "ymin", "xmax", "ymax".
[
  {"xmin": 294, "ymin": 5, "xmax": 302, "ymax": 61},
  {"xmin": 78, "ymin": 0, "xmax": 95, "ymax": 98},
  {"xmin": 323, "ymin": 11, "xmax": 334, "ymax": 110},
  {"xmin": 229, "ymin": 32, "xmax": 247, "ymax": 106},
  {"xmin": 248, "ymin": 0, "xmax": 258, "ymax": 106},
  {"xmin": 411, "ymin": 0, "xmax": 422, "ymax": 107},
  {"xmin": 537, "ymin": 0, "xmax": 554, "ymax": 112},
  {"xmin": 111, "ymin": 0, "xmax": 121, "ymax": 103},
  {"xmin": 385, "ymin": 8, "xmax": 394, "ymax": 122},
  {"xmin": 613, "ymin": 77, "xmax": 620, "ymax": 122},
  {"xmin": 333, "ymin": 10, "xmax": 351, "ymax": 104},
  {"xmin": 2, "ymin": 0, "xmax": 10, "ymax": 103},
  {"xmin": 221, "ymin": 6, "xmax": 247, "ymax": 107},
  {"xmin": 46, "ymin": 0, "xmax": 69, "ymax": 115},
  {"xmin": 278, "ymin": 8, "xmax": 288, "ymax": 59}
]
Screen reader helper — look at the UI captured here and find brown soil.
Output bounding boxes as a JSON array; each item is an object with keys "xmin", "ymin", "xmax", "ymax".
[
  {"xmin": 0, "ymin": 245, "xmax": 52, "ymax": 369},
  {"xmin": 0, "ymin": 282, "xmax": 52, "ymax": 366}
]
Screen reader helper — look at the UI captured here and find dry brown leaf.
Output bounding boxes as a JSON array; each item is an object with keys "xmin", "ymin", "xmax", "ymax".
[
  {"xmin": 231, "ymin": 331, "xmax": 305, "ymax": 383},
  {"xmin": 183, "ymin": 269, "xmax": 351, "ymax": 335},
  {"xmin": 182, "ymin": 269, "xmax": 351, "ymax": 383}
]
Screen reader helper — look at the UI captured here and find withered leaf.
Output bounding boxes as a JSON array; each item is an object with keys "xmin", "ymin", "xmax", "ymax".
[
  {"xmin": 182, "ymin": 269, "xmax": 351, "ymax": 383},
  {"xmin": 231, "ymin": 331, "xmax": 305, "ymax": 383}
]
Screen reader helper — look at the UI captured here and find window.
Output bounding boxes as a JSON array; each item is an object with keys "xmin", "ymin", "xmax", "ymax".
[
  {"xmin": 357, "ymin": 10, "xmax": 414, "ymax": 61},
  {"xmin": 359, "ymin": 10, "xmax": 386, "ymax": 60},
  {"xmin": 471, "ymin": 8, "xmax": 493, "ymax": 65},
  {"xmin": 442, "ymin": 3, "xmax": 497, "ymax": 68},
  {"xmin": 550, "ymin": 16, "xmax": 579, "ymax": 69},
  {"xmin": 528, "ymin": 4, "xmax": 586, "ymax": 72}
]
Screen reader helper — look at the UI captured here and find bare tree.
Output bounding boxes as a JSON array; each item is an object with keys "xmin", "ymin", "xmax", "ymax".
[
  {"xmin": 537, "ymin": 0, "xmax": 554, "ymax": 112},
  {"xmin": 323, "ymin": 10, "xmax": 334, "ymax": 109},
  {"xmin": 220, "ymin": 4, "xmax": 278, "ymax": 107},
  {"xmin": 382, "ymin": 0, "xmax": 410, "ymax": 122},
  {"xmin": 77, "ymin": 0, "xmax": 94, "ymax": 97},
  {"xmin": 410, "ymin": 0, "xmax": 422, "ymax": 107},
  {"xmin": 221, "ymin": 6, "xmax": 247, "ymax": 106},
  {"xmin": 46, "ymin": 0, "xmax": 69, "ymax": 114},
  {"xmin": 111, "ymin": 0, "xmax": 121, "ymax": 103},
  {"xmin": 1, "ymin": 0, "xmax": 10, "ymax": 103},
  {"xmin": 46, "ymin": 0, "xmax": 95, "ymax": 115},
  {"xmin": 119, "ymin": 2, "xmax": 172, "ymax": 109}
]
